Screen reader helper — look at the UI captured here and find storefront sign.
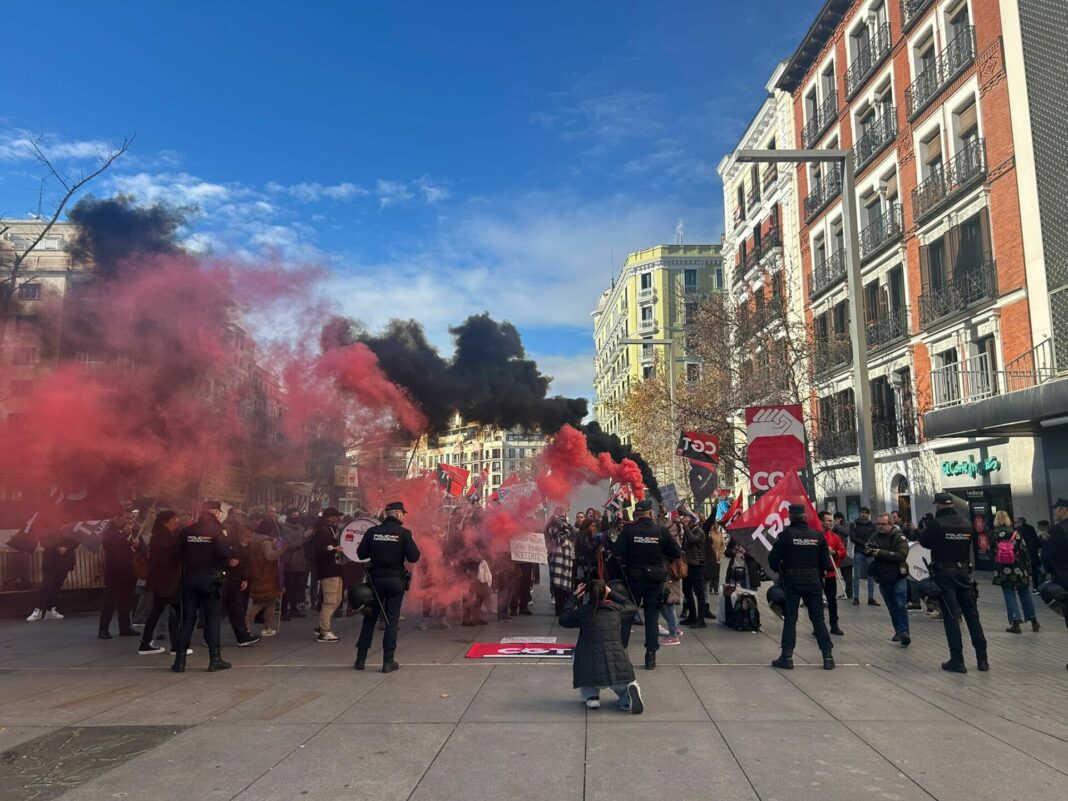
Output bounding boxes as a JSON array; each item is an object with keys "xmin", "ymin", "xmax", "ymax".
[{"xmin": 941, "ymin": 456, "xmax": 1001, "ymax": 479}]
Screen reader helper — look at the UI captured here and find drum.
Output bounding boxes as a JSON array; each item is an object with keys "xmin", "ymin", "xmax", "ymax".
[
  {"xmin": 906, "ymin": 542, "xmax": 932, "ymax": 581},
  {"xmin": 339, "ymin": 517, "xmax": 376, "ymax": 563}
]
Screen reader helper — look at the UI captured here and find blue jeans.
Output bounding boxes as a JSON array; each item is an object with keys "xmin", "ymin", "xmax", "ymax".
[
  {"xmin": 879, "ymin": 578, "xmax": 909, "ymax": 636},
  {"xmin": 1001, "ymin": 584, "xmax": 1036, "ymax": 624},
  {"xmin": 659, "ymin": 603, "xmax": 678, "ymax": 636},
  {"xmin": 853, "ymin": 553, "xmax": 876, "ymax": 600},
  {"xmin": 580, "ymin": 684, "xmax": 633, "ymax": 709}
]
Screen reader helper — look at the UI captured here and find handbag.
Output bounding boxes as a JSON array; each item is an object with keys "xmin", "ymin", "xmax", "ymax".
[{"xmin": 668, "ymin": 554, "xmax": 689, "ymax": 580}]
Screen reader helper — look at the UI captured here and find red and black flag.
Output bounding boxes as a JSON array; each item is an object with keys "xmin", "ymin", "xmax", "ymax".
[{"xmin": 436, "ymin": 463, "xmax": 470, "ymax": 497}]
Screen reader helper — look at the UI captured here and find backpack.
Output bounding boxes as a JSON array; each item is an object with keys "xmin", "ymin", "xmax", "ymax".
[
  {"xmin": 995, "ymin": 534, "xmax": 1017, "ymax": 566},
  {"xmin": 733, "ymin": 593, "xmax": 761, "ymax": 631}
]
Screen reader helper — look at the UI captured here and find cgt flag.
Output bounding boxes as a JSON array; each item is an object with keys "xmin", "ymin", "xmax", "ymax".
[
  {"xmin": 726, "ymin": 470, "xmax": 819, "ymax": 577},
  {"xmin": 676, "ymin": 431, "xmax": 720, "ymax": 464},
  {"xmin": 436, "ymin": 464, "xmax": 470, "ymax": 497},
  {"xmin": 745, "ymin": 404, "xmax": 806, "ymax": 495},
  {"xmin": 465, "ymin": 469, "xmax": 488, "ymax": 504},
  {"xmin": 687, "ymin": 459, "xmax": 718, "ymax": 505}
]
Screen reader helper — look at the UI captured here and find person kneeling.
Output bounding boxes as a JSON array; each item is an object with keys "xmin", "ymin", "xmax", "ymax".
[{"xmin": 559, "ymin": 579, "xmax": 643, "ymax": 714}]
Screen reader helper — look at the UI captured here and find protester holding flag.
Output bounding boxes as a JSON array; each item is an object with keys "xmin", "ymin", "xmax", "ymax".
[
  {"xmin": 819, "ymin": 511, "xmax": 847, "ymax": 637},
  {"xmin": 768, "ymin": 504, "xmax": 835, "ymax": 671}
]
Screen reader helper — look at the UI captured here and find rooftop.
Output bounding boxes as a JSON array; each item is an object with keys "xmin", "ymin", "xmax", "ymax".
[{"xmin": 775, "ymin": 0, "xmax": 854, "ymax": 93}]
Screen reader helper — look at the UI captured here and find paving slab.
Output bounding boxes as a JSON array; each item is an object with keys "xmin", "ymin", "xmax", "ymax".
[
  {"xmin": 585, "ymin": 721, "xmax": 759, "ymax": 801},
  {"xmin": 409, "ymin": 722, "xmax": 585, "ymax": 801},
  {"xmin": 784, "ymin": 664, "xmax": 955, "ymax": 721},
  {"xmin": 586, "ymin": 665, "xmax": 710, "ymax": 723},
  {"xmin": 684, "ymin": 664, "xmax": 833, "ymax": 721},
  {"xmin": 461, "ymin": 665, "xmax": 586, "ymax": 722},
  {"xmin": 718, "ymin": 720, "xmax": 933, "ymax": 801},
  {"xmin": 214, "ymin": 667, "xmax": 390, "ymax": 724},
  {"xmin": 233, "ymin": 723, "xmax": 453, "ymax": 801},
  {"xmin": 338, "ymin": 664, "xmax": 491, "ymax": 723}
]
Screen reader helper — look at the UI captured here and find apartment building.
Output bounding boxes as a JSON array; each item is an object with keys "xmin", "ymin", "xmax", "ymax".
[
  {"xmin": 592, "ymin": 244, "xmax": 723, "ymax": 443},
  {"xmin": 766, "ymin": 0, "xmax": 1066, "ymax": 524}
]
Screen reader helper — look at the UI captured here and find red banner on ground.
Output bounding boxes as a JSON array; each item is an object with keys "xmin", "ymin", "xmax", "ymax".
[
  {"xmin": 745, "ymin": 404, "xmax": 806, "ymax": 495},
  {"xmin": 465, "ymin": 643, "xmax": 575, "ymax": 659}
]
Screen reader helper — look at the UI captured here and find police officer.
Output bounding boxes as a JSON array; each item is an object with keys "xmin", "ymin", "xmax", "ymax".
[
  {"xmin": 612, "ymin": 498, "xmax": 681, "ymax": 671},
  {"xmin": 768, "ymin": 504, "xmax": 835, "ymax": 670},
  {"xmin": 919, "ymin": 492, "xmax": 988, "ymax": 673},
  {"xmin": 355, "ymin": 501, "xmax": 420, "ymax": 673},
  {"xmin": 172, "ymin": 501, "xmax": 234, "ymax": 673}
]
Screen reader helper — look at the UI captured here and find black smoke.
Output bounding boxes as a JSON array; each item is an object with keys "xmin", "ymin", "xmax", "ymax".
[
  {"xmin": 583, "ymin": 421, "xmax": 660, "ymax": 501},
  {"xmin": 67, "ymin": 193, "xmax": 190, "ymax": 276},
  {"xmin": 322, "ymin": 312, "xmax": 587, "ymax": 434}
]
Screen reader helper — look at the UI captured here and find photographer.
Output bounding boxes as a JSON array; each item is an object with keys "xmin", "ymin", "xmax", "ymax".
[
  {"xmin": 867, "ymin": 513, "xmax": 911, "ymax": 647},
  {"xmin": 558, "ymin": 578, "xmax": 643, "ymax": 714},
  {"xmin": 544, "ymin": 509, "xmax": 576, "ymax": 616}
]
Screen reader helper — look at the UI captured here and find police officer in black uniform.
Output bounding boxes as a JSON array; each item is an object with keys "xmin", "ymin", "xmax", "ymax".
[
  {"xmin": 920, "ymin": 491, "xmax": 988, "ymax": 673},
  {"xmin": 768, "ymin": 504, "xmax": 835, "ymax": 670},
  {"xmin": 355, "ymin": 501, "xmax": 420, "ymax": 673},
  {"xmin": 172, "ymin": 501, "xmax": 234, "ymax": 673},
  {"xmin": 612, "ymin": 498, "xmax": 681, "ymax": 671}
]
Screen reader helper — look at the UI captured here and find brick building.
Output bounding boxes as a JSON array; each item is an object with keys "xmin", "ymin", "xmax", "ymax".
[{"xmin": 737, "ymin": 0, "xmax": 1067, "ymax": 527}]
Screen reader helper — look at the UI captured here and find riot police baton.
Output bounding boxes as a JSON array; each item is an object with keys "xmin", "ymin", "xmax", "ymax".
[{"xmin": 364, "ymin": 576, "xmax": 390, "ymax": 628}]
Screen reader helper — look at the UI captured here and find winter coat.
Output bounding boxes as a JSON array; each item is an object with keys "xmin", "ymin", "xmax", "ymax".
[
  {"xmin": 866, "ymin": 529, "xmax": 908, "ymax": 584},
  {"xmin": 248, "ymin": 533, "xmax": 286, "ymax": 601},
  {"xmin": 559, "ymin": 591, "xmax": 637, "ymax": 689},
  {"xmin": 991, "ymin": 526, "xmax": 1031, "ymax": 588},
  {"xmin": 146, "ymin": 527, "xmax": 180, "ymax": 598},
  {"xmin": 102, "ymin": 522, "xmax": 143, "ymax": 581},
  {"xmin": 849, "ymin": 518, "xmax": 876, "ymax": 552},
  {"xmin": 41, "ymin": 535, "xmax": 79, "ymax": 575},
  {"xmin": 312, "ymin": 520, "xmax": 344, "ymax": 579},
  {"xmin": 279, "ymin": 520, "xmax": 309, "ymax": 572},
  {"xmin": 1044, "ymin": 519, "xmax": 1068, "ymax": 585},
  {"xmin": 683, "ymin": 524, "xmax": 708, "ymax": 566},
  {"xmin": 545, "ymin": 519, "xmax": 575, "ymax": 592}
]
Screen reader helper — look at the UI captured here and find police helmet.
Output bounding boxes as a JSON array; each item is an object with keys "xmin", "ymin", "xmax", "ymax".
[
  {"xmin": 348, "ymin": 583, "xmax": 377, "ymax": 614},
  {"xmin": 917, "ymin": 577, "xmax": 941, "ymax": 600},
  {"xmin": 1038, "ymin": 581, "xmax": 1067, "ymax": 615},
  {"xmin": 765, "ymin": 584, "xmax": 786, "ymax": 619}
]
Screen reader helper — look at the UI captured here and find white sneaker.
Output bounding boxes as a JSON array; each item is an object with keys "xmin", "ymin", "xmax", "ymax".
[
  {"xmin": 418, "ymin": 621, "xmax": 430, "ymax": 631},
  {"xmin": 317, "ymin": 631, "xmax": 339, "ymax": 643},
  {"xmin": 585, "ymin": 696, "xmax": 601, "ymax": 709},
  {"xmin": 658, "ymin": 625, "xmax": 669, "ymax": 636},
  {"xmin": 45, "ymin": 608, "xmax": 64, "ymax": 620},
  {"xmin": 261, "ymin": 628, "xmax": 277, "ymax": 637},
  {"xmin": 440, "ymin": 619, "xmax": 452, "ymax": 630},
  {"xmin": 170, "ymin": 648, "xmax": 194, "ymax": 655},
  {"xmin": 26, "ymin": 609, "xmax": 44, "ymax": 622}
]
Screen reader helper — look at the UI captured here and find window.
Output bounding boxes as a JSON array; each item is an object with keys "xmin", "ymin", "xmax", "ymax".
[
  {"xmin": 814, "ymin": 235, "xmax": 827, "ymax": 269},
  {"xmin": 643, "ymin": 365, "xmax": 655, "ymax": 379},
  {"xmin": 947, "ymin": 1, "xmax": 971, "ymax": 40},
  {"xmin": 922, "ymin": 131, "xmax": 943, "ymax": 179},
  {"xmin": 684, "ymin": 269, "xmax": 698, "ymax": 292},
  {"xmin": 714, "ymin": 267, "xmax": 723, "ymax": 289},
  {"xmin": 14, "ymin": 315, "xmax": 38, "ymax": 332},
  {"xmin": 685, "ymin": 300, "xmax": 697, "ymax": 324},
  {"xmin": 954, "ymin": 98, "xmax": 978, "ymax": 148},
  {"xmin": 16, "ymin": 283, "xmax": 40, "ymax": 301},
  {"xmin": 492, "ymin": 448, "xmax": 501, "ymax": 459},
  {"xmin": 805, "ymin": 87, "xmax": 819, "ymax": 123},
  {"xmin": 888, "ymin": 266, "xmax": 905, "ymax": 311},
  {"xmin": 507, "ymin": 448, "xmax": 515, "ymax": 459},
  {"xmin": 11, "ymin": 347, "xmax": 37, "ymax": 365},
  {"xmin": 687, "ymin": 363, "xmax": 700, "ymax": 382},
  {"xmin": 641, "ymin": 306, "xmax": 653, "ymax": 323},
  {"xmin": 640, "ymin": 272, "xmax": 652, "ymax": 290}
]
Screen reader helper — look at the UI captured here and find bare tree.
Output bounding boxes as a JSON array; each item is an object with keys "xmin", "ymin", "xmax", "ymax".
[{"xmin": 0, "ymin": 135, "xmax": 132, "ymax": 345}]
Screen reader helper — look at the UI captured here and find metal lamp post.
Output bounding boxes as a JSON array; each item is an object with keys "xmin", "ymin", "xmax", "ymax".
[
  {"xmin": 621, "ymin": 335, "xmax": 678, "ymax": 484},
  {"xmin": 734, "ymin": 148, "xmax": 877, "ymax": 511}
]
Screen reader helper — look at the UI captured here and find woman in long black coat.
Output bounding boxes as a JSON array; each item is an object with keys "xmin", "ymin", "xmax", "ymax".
[{"xmin": 559, "ymin": 579, "xmax": 644, "ymax": 713}]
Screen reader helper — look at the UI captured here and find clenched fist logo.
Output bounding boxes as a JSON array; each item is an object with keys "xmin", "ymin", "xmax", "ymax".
[{"xmin": 746, "ymin": 407, "xmax": 804, "ymax": 444}]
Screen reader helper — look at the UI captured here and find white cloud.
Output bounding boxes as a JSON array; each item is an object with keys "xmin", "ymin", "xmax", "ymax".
[
  {"xmin": 375, "ymin": 179, "xmax": 414, "ymax": 208},
  {"xmin": 414, "ymin": 176, "xmax": 451, "ymax": 204},
  {"xmin": 0, "ymin": 131, "xmax": 112, "ymax": 162},
  {"xmin": 108, "ymin": 171, "xmax": 235, "ymax": 207},
  {"xmin": 530, "ymin": 351, "xmax": 596, "ymax": 400},
  {"xmin": 531, "ymin": 87, "xmax": 663, "ymax": 150},
  {"xmin": 266, "ymin": 180, "xmax": 368, "ymax": 203}
]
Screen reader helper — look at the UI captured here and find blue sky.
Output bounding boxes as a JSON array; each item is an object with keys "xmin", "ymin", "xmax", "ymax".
[{"xmin": 0, "ymin": 0, "xmax": 820, "ymax": 402}]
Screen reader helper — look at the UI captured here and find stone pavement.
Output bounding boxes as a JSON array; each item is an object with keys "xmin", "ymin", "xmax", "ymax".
[{"xmin": 1, "ymin": 583, "xmax": 1066, "ymax": 801}]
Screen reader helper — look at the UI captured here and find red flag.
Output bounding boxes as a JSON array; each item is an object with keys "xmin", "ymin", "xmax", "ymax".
[
  {"xmin": 718, "ymin": 492, "xmax": 743, "ymax": 524},
  {"xmin": 436, "ymin": 464, "xmax": 470, "ymax": 497},
  {"xmin": 726, "ymin": 471, "xmax": 818, "ymax": 576},
  {"xmin": 489, "ymin": 472, "xmax": 520, "ymax": 503},
  {"xmin": 465, "ymin": 469, "xmax": 488, "ymax": 503}
]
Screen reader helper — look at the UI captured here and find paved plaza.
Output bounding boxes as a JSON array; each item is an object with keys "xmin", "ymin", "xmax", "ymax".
[{"xmin": 1, "ymin": 585, "xmax": 1067, "ymax": 801}]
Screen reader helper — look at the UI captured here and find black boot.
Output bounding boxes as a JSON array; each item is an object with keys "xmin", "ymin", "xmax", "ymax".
[
  {"xmin": 354, "ymin": 649, "xmax": 367, "ymax": 671},
  {"xmin": 941, "ymin": 659, "xmax": 967, "ymax": 674},
  {"xmin": 207, "ymin": 647, "xmax": 231, "ymax": 672},
  {"xmin": 689, "ymin": 617, "xmax": 707, "ymax": 628},
  {"xmin": 644, "ymin": 650, "xmax": 656, "ymax": 670},
  {"xmin": 823, "ymin": 655, "xmax": 836, "ymax": 670},
  {"xmin": 171, "ymin": 651, "xmax": 186, "ymax": 673},
  {"xmin": 382, "ymin": 651, "xmax": 399, "ymax": 673},
  {"xmin": 771, "ymin": 654, "xmax": 794, "ymax": 670},
  {"xmin": 976, "ymin": 654, "xmax": 989, "ymax": 672}
]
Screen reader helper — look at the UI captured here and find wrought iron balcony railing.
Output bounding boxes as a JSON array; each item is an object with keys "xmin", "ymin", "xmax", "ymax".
[
  {"xmin": 761, "ymin": 162, "xmax": 778, "ymax": 191},
  {"xmin": 810, "ymin": 248, "xmax": 846, "ymax": 298},
  {"xmin": 905, "ymin": 26, "xmax": 977, "ymax": 118},
  {"xmin": 813, "ymin": 332, "xmax": 853, "ymax": 376},
  {"xmin": 859, "ymin": 203, "xmax": 903, "ymax": 261},
  {"xmin": 804, "ymin": 166, "xmax": 842, "ymax": 221},
  {"xmin": 853, "ymin": 107, "xmax": 897, "ymax": 171},
  {"xmin": 846, "ymin": 23, "xmax": 892, "ymax": 98},
  {"xmin": 802, "ymin": 90, "xmax": 838, "ymax": 149},
  {"xmin": 913, "ymin": 138, "xmax": 986, "ymax": 221},
  {"xmin": 900, "ymin": 0, "xmax": 936, "ymax": 30},
  {"xmin": 918, "ymin": 261, "xmax": 997, "ymax": 328},
  {"xmin": 864, "ymin": 306, "xmax": 909, "ymax": 351},
  {"xmin": 815, "ymin": 428, "xmax": 858, "ymax": 461},
  {"xmin": 872, "ymin": 415, "xmax": 919, "ymax": 450}
]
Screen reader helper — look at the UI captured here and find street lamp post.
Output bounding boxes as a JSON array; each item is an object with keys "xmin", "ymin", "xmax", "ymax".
[
  {"xmin": 734, "ymin": 148, "xmax": 877, "ymax": 511},
  {"xmin": 621, "ymin": 336, "xmax": 678, "ymax": 484}
]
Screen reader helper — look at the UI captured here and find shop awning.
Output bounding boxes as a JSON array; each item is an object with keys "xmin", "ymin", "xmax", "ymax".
[{"xmin": 923, "ymin": 376, "xmax": 1068, "ymax": 438}]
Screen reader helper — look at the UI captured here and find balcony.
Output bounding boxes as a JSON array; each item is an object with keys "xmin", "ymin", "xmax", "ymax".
[
  {"xmin": 637, "ymin": 286, "xmax": 656, "ymax": 303},
  {"xmin": 761, "ymin": 162, "xmax": 778, "ymax": 191},
  {"xmin": 637, "ymin": 318, "xmax": 658, "ymax": 334},
  {"xmin": 918, "ymin": 262, "xmax": 998, "ymax": 328},
  {"xmin": 864, "ymin": 307, "xmax": 909, "ymax": 351},
  {"xmin": 734, "ymin": 204, "xmax": 745, "ymax": 228},
  {"xmin": 901, "ymin": 0, "xmax": 936, "ymax": 30},
  {"xmin": 746, "ymin": 185, "xmax": 762, "ymax": 215},
  {"xmin": 815, "ymin": 428, "xmax": 858, "ymax": 461},
  {"xmin": 853, "ymin": 107, "xmax": 897, "ymax": 171},
  {"xmin": 813, "ymin": 332, "xmax": 853, "ymax": 377},
  {"xmin": 810, "ymin": 248, "xmax": 846, "ymax": 298},
  {"xmin": 804, "ymin": 166, "xmax": 842, "ymax": 221},
  {"xmin": 905, "ymin": 26, "xmax": 977, "ymax": 119},
  {"xmin": 873, "ymin": 415, "xmax": 919, "ymax": 450},
  {"xmin": 859, "ymin": 204, "xmax": 903, "ymax": 261},
  {"xmin": 802, "ymin": 90, "xmax": 838, "ymax": 149},
  {"xmin": 846, "ymin": 23, "xmax": 892, "ymax": 99},
  {"xmin": 743, "ymin": 227, "xmax": 784, "ymax": 274},
  {"xmin": 913, "ymin": 138, "xmax": 986, "ymax": 221}
]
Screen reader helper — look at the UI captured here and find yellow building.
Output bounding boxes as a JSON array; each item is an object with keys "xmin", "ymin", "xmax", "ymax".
[{"xmin": 591, "ymin": 243, "xmax": 723, "ymax": 442}]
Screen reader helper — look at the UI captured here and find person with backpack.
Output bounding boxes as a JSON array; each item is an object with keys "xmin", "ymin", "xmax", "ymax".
[
  {"xmin": 867, "ymin": 513, "xmax": 911, "ymax": 647},
  {"xmin": 768, "ymin": 504, "xmax": 834, "ymax": 670},
  {"xmin": 992, "ymin": 510, "xmax": 1039, "ymax": 633},
  {"xmin": 558, "ymin": 578, "xmax": 644, "ymax": 714}
]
